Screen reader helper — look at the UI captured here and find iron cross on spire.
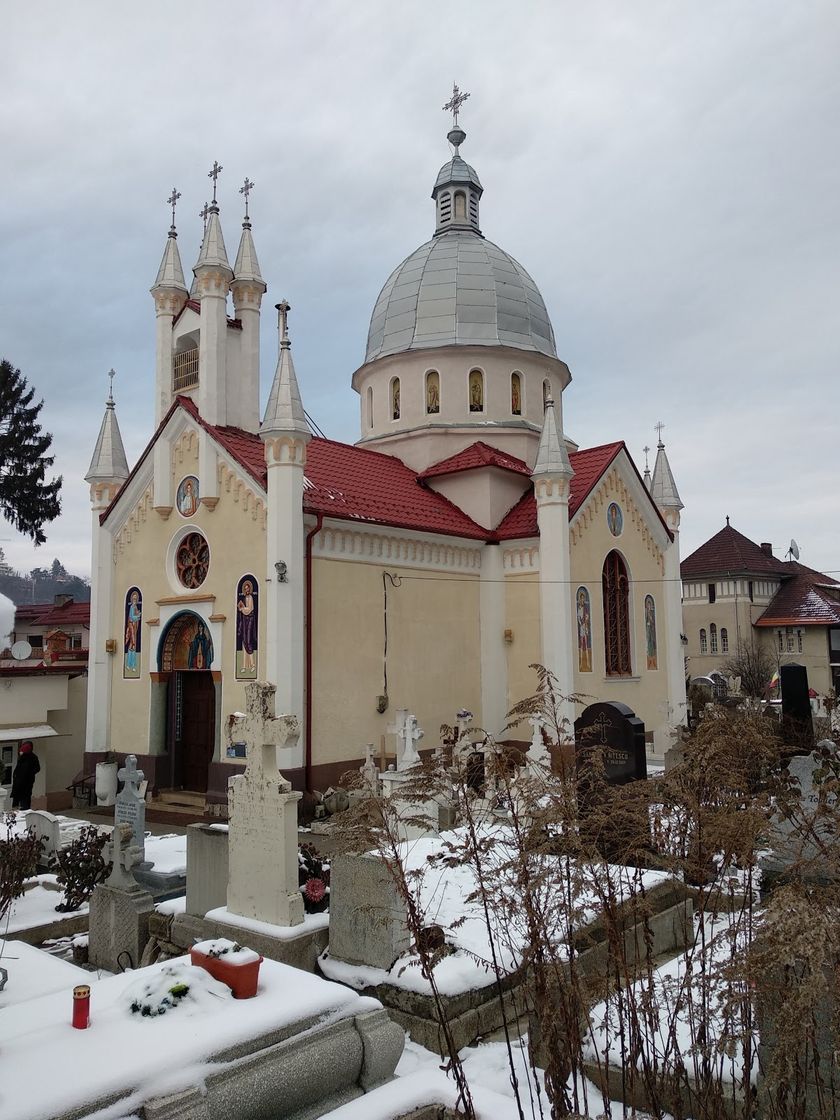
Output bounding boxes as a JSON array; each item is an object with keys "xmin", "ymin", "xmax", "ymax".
[
  {"xmin": 443, "ymin": 82, "xmax": 470, "ymax": 127},
  {"xmin": 166, "ymin": 187, "xmax": 181, "ymax": 228},
  {"xmin": 643, "ymin": 445, "xmax": 651, "ymax": 472},
  {"xmin": 207, "ymin": 160, "xmax": 223, "ymax": 203},
  {"xmin": 239, "ymin": 177, "xmax": 255, "ymax": 220},
  {"xmin": 107, "ymin": 368, "xmax": 116, "ymax": 404},
  {"xmin": 276, "ymin": 300, "xmax": 291, "ymax": 345},
  {"xmin": 199, "ymin": 201, "xmax": 211, "ymax": 234},
  {"xmin": 655, "ymin": 420, "xmax": 665, "ymax": 447}
]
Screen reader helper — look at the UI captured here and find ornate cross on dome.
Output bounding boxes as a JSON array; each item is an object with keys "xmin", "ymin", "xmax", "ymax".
[
  {"xmin": 166, "ymin": 187, "xmax": 181, "ymax": 228},
  {"xmin": 207, "ymin": 160, "xmax": 223, "ymax": 203},
  {"xmin": 655, "ymin": 420, "xmax": 665, "ymax": 447},
  {"xmin": 239, "ymin": 177, "xmax": 255, "ymax": 219},
  {"xmin": 443, "ymin": 82, "xmax": 470, "ymax": 127},
  {"xmin": 276, "ymin": 300, "xmax": 291, "ymax": 345}
]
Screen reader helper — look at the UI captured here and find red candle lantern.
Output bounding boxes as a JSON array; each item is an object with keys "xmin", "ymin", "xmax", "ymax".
[{"xmin": 72, "ymin": 984, "xmax": 91, "ymax": 1029}]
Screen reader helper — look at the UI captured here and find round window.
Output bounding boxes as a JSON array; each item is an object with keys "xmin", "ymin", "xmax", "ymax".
[{"xmin": 176, "ymin": 531, "xmax": 210, "ymax": 589}]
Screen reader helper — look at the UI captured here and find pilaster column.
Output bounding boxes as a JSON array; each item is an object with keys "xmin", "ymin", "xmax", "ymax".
[
  {"xmin": 263, "ymin": 435, "xmax": 308, "ymax": 769},
  {"xmin": 534, "ymin": 475, "xmax": 575, "ymax": 736},
  {"xmin": 479, "ymin": 543, "xmax": 508, "ymax": 737},
  {"xmin": 85, "ymin": 485, "xmax": 118, "ymax": 753},
  {"xmin": 231, "ymin": 281, "xmax": 264, "ymax": 434},
  {"xmin": 197, "ymin": 268, "xmax": 231, "ymax": 426},
  {"xmin": 662, "ymin": 509, "xmax": 687, "ymax": 733},
  {"xmin": 152, "ymin": 290, "xmax": 186, "ymax": 425}
]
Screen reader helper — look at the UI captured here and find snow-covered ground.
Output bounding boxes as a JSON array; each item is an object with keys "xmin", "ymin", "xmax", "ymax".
[
  {"xmin": 2, "ymin": 875, "xmax": 87, "ymax": 935},
  {"xmin": 0, "ymin": 939, "xmax": 92, "ymax": 1007},
  {"xmin": 321, "ymin": 829, "xmax": 673, "ymax": 997}
]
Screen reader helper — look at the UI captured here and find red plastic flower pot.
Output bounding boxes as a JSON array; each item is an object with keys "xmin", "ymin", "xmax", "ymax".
[{"xmin": 190, "ymin": 948, "xmax": 263, "ymax": 999}]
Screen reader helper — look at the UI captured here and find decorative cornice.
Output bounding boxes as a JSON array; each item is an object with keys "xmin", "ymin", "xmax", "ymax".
[
  {"xmin": 156, "ymin": 593, "xmax": 217, "ymax": 606},
  {"xmin": 570, "ymin": 467, "xmax": 665, "ymax": 576},
  {"xmin": 218, "ymin": 462, "xmax": 267, "ymax": 529},
  {"xmin": 312, "ymin": 522, "xmax": 482, "ymax": 574},
  {"xmin": 263, "ymin": 436, "xmax": 308, "ymax": 466},
  {"xmin": 503, "ymin": 543, "xmax": 540, "ymax": 572},
  {"xmin": 200, "ymin": 496, "xmax": 220, "ymax": 511},
  {"xmin": 113, "ymin": 488, "xmax": 153, "ymax": 560}
]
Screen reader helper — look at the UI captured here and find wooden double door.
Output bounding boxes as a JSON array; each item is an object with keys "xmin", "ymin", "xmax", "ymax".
[{"xmin": 168, "ymin": 670, "xmax": 216, "ymax": 792}]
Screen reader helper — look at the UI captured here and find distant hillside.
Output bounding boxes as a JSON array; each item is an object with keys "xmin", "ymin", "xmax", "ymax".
[{"xmin": 0, "ymin": 552, "xmax": 90, "ymax": 606}]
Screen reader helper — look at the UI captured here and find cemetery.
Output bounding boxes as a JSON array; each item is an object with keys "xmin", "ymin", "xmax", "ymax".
[{"xmin": 2, "ymin": 674, "xmax": 840, "ymax": 1120}]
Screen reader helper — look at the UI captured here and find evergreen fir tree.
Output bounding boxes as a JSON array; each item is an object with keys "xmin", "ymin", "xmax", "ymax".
[{"xmin": 0, "ymin": 359, "xmax": 62, "ymax": 545}]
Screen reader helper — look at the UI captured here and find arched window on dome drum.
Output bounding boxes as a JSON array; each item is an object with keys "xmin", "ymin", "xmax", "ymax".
[
  {"xmin": 700, "ymin": 628, "xmax": 707, "ymax": 654},
  {"xmin": 366, "ymin": 386, "xmax": 374, "ymax": 429},
  {"xmin": 426, "ymin": 371, "xmax": 440, "ymax": 414},
  {"xmin": 468, "ymin": 369, "xmax": 484, "ymax": 412},
  {"xmin": 390, "ymin": 377, "xmax": 400, "ymax": 421},
  {"xmin": 709, "ymin": 623, "xmax": 718, "ymax": 654},
  {"xmin": 602, "ymin": 550, "xmax": 631, "ymax": 676},
  {"xmin": 454, "ymin": 191, "xmax": 467, "ymax": 221},
  {"xmin": 721, "ymin": 627, "xmax": 729, "ymax": 654},
  {"xmin": 543, "ymin": 378, "xmax": 551, "ymax": 410},
  {"xmin": 510, "ymin": 372, "xmax": 522, "ymax": 416}
]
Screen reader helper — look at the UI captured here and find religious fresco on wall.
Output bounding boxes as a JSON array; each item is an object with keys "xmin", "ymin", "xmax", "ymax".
[
  {"xmin": 576, "ymin": 586, "xmax": 592, "ymax": 673},
  {"xmin": 426, "ymin": 371, "xmax": 440, "ymax": 414},
  {"xmin": 123, "ymin": 587, "xmax": 142, "ymax": 679},
  {"xmin": 607, "ymin": 502, "xmax": 623, "ymax": 537},
  {"xmin": 159, "ymin": 613, "xmax": 214, "ymax": 672},
  {"xmin": 176, "ymin": 475, "xmax": 200, "ymax": 518},
  {"xmin": 511, "ymin": 372, "xmax": 522, "ymax": 415},
  {"xmin": 645, "ymin": 594, "xmax": 658, "ymax": 670},
  {"xmin": 235, "ymin": 574, "xmax": 259, "ymax": 679},
  {"xmin": 468, "ymin": 370, "xmax": 483, "ymax": 412}
]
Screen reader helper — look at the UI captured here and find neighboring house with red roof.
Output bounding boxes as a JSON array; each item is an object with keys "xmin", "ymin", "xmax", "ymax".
[
  {"xmin": 81, "ymin": 116, "xmax": 687, "ymax": 808},
  {"xmin": 0, "ymin": 596, "xmax": 90, "ymax": 810},
  {"xmin": 681, "ymin": 521, "xmax": 840, "ymax": 694}
]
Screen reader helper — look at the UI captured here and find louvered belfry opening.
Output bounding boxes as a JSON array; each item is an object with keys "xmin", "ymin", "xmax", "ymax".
[{"xmin": 603, "ymin": 550, "xmax": 631, "ymax": 675}]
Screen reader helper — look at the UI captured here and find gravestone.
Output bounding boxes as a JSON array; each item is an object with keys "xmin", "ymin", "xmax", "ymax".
[
  {"xmin": 781, "ymin": 663, "xmax": 814, "ymax": 749},
  {"xmin": 360, "ymin": 743, "xmax": 379, "ymax": 793},
  {"xmin": 226, "ymin": 681, "xmax": 304, "ymax": 927},
  {"xmin": 185, "ymin": 823, "xmax": 229, "ymax": 917},
  {"xmin": 328, "ymin": 854, "xmax": 411, "ymax": 970},
  {"xmin": 761, "ymin": 740, "xmax": 839, "ymax": 889},
  {"xmin": 88, "ymin": 823, "xmax": 154, "ymax": 971},
  {"xmin": 28, "ymin": 810, "xmax": 62, "ymax": 864},
  {"xmin": 574, "ymin": 701, "xmax": 647, "ymax": 784},
  {"xmin": 115, "ymin": 755, "xmax": 146, "ymax": 857}
]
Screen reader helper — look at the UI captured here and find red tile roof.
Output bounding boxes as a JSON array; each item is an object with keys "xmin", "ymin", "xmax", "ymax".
[
  {"xmin": 419, "ymin": 441, "xmax": 530, "ymax": 481},
  {"xmin": 173, "ymin": 300, "xmax": 241, "ymax": 330},
  {"xmin": 755, "ymin": 564, "xmax": 840, "ymax": 627},
  {"xmin": 681, "ymin": 524, "xmax": 789, "ymax": 578},
  {"xmin": 14, "ymin": 601, "xmax": 90, "ymax": 627},
  {"xmin": 494, "ymin": 442, "xmax": 625, "ymax": 539}
]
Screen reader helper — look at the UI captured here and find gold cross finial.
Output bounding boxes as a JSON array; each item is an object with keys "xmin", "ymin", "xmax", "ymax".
[
  {"xmin": 443, "ymin": 82, "xmax": 470, "ymax": 127},
  {"xmin": 166, "ymin": 187, "xmax": 181, "ymax": 228},
  {"xmin": 207, "ymin": 160, "xmax": 223, "ymax": 204},
  {"xmin": 655, "ymin": 420, "xmax": 665, "ymax": 446},
  {"xmin": 239, "ymin": 177, "xmax": 255, "ymax": 220}
]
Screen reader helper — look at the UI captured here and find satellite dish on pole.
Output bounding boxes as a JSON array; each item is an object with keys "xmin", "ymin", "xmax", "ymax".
[
  {"xmin": 788, "ymin": 539, "xmax": 800, "ymax": 561},
  {"xmin": 10, "ymin": 640, "xmax": 32, "ymax": 661}
]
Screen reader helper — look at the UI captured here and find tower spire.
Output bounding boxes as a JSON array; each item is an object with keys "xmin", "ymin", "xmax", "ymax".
[
  {"xmin": 650, "ymin": 424, "xmax": 683, "ymax": 511},
  {"xmin": 532, "ymin": 397, "xmax": 573, "ymax": 479},
  {"xmin": 85, "ymin": 369, "xmax": 129, "ymax": 484},
  {"xmin": 433, "ymin": 84, "xmax": 482, "ymax": 235},
  {"xmin": 261, "ymin": 301, "xmax": 309, "ymax": 437}
]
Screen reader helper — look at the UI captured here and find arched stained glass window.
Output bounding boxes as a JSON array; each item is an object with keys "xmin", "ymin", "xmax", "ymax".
[{"xmin": 603, "ymin": 551, "xmax": 631, "ymax": 675}]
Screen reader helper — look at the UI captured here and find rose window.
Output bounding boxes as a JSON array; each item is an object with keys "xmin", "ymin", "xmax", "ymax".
[{"xmin": 176, "ymin": 532, "xmax": 210, "ymax": 589}]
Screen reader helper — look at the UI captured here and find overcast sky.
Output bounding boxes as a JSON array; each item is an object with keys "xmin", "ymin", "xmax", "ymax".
[{"xmin": 2, "ymin": 1, "xmax": 838, "ymax": 582}]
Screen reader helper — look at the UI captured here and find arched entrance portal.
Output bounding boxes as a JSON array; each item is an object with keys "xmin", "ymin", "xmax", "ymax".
[{"xmin": 158, "ymin": 612, "xmax": 217, "ymax": 792}]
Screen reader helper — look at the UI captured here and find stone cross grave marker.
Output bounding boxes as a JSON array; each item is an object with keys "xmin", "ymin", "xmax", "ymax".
[
  {"xmin": 115, "ymin": 755, "xmax": 146, "ymax": 856},
  {"xmin": 527, "ymin": 714, "xmax": 550, "ymax": 768},
  {"xmin": 386, "ymin": 709, "xmax": 408, "ymax": 768},
  {"xmin": 398, "ymin": 714, "xmax": 424, "ymax": 771},
  {"xmin": 104, "ymin": 822, "xmax": 145, "ymax": 889},
  {"xmin": 456, "ymin": 708, "xmax": 473, "ymax": 751},
  {"xmin": 360, "ymin": 743, "xmax": 379, "ymax": 792},
  {"xmin": 227, "ymin": 681, "xmax": 304, "ymax": 927}
]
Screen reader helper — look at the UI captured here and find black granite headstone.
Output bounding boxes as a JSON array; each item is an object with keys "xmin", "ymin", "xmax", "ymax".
[
  {"xmin": 574, "ymin": 701, "xmax": 647, "ymax": 784},
  {"xmin": 780, "ymin": 663, "xmax": 814, "ymax": 750}
]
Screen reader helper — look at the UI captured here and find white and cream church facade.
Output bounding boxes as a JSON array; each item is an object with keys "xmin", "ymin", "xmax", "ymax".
[{"xmin": 84, "ymin": 114, "xmax": 686, "ymax": 807}]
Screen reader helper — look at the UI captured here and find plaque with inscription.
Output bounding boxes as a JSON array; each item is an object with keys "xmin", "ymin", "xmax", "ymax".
[{"xmin": 574, "ymin": 701, "xmax": 647, "ymax": 786}]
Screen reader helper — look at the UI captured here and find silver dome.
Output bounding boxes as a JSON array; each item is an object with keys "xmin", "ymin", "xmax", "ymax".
[{"xmin": 365, "ymin": 230, "xmax": 557, "ymax": 364}]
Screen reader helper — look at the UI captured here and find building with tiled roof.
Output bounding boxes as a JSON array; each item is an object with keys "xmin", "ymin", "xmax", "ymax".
[
  {"xmin": 681, "ymin": 521, "xmax": 840, "ymax": 694},
  {"xmin": 82, "ymin": 109, "xmax": 687, "ymax": 807}
]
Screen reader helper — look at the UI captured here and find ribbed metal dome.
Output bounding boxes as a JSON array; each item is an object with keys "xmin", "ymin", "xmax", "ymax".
[{"xmin": 364, "ymin": 230, "xmax": 557, "ymax": 364}]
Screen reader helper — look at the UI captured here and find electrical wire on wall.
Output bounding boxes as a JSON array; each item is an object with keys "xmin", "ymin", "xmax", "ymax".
[{"xmin": 381, "ymin": 572, "xmax": 402, "ymax": 711}]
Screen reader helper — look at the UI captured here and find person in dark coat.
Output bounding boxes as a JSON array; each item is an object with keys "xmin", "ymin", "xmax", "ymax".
[{"xmin": 11, "ymin": 741, "xmax": 40, "ymax": 810}]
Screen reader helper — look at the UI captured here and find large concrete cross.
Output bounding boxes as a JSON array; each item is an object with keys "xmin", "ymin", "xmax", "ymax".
[
  {"xmin": 229, "ymin": 681, "xmax": 300, "ymax": 779},
  {"xmin": 118, "ymin": 755, "xmax": 144, "ymax": 796}
]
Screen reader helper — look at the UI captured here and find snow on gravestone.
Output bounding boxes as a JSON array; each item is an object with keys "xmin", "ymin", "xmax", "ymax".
[
  {"xmin": 115, "ymin": 755, "xmax": 146, "ymax": 858},
  {"xmin": 770, "ymin": 741, "xmax": 839, "ymax": 868},
  {"xmin": 226, "ymin": 682, "xmax": 304, "ymax": 927}
]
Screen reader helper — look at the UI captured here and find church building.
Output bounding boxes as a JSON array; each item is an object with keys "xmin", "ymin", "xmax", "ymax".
[{"xmin": 84, "ymin": 103, "xmax": 686, "ymax": 810}]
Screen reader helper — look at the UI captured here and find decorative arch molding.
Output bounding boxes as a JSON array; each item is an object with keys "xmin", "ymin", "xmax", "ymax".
[
  {"xmin": 113, "ymin": 488, "xmax": 154, "ymax": 560},
  {"xmin": 217, "ymin": 462, "xmax": 267, "ymax": 529},
  {"xmin": 172, "ymin": 428, "xmax": 199, "ymax": 468},
  {"xmin": 157, "ymin": 609, "xmax": 215, "ymax": 672},
  {"xmin": 312, "ymin": 524, "xmax": 481, "ymax": 573},
  {"xmin": 502, "ymin": 544, "xmax": 540, "ymax": 572},
  {"xmin": 570, "ymin": 468, "xmax": 665, "ymax": 576},
  {"xmin": 263, "ymin": 436, "xmax": 308, "ymax": 466}
]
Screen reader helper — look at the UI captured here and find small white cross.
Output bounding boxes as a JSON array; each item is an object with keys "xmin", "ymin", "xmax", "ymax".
[
  {"xmin": 228, "ymin": 682, "xmax": 299, "ymax": 779},
  {"xmin": 398, "ymin": 714, "xmax": 424, "ymax": 771},
  {"xmin": 118, "ymin": 754, "xmax": 144, "ymax": 794}
]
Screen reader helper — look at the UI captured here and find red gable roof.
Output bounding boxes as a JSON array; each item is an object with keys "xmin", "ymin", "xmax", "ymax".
[
  {"xmin": 681, "ymin": 524, "xmax": 789, "ymax": 578},
  {"xmin": 755, "ymin": 564, "xmax": 840, "ymax": 627},
  {"xmin": 419, "ymin": 441, "xmax": 530, "ymax": 481},
  {"xmin": 494, "ymin": 442, "xmax": 625, "ymax": 540},
  {"xmin": 14, "ymin": 600, "xmax": 90, "ymax": 627}
]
